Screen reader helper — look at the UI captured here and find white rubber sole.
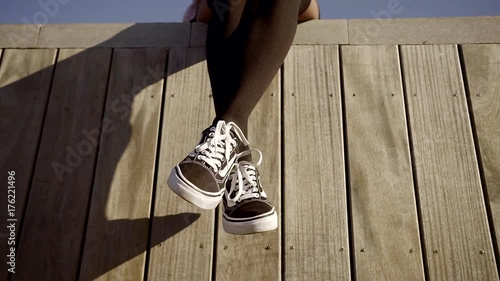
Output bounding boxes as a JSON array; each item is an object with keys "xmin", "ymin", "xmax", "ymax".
[
  {"xmin": 222, "ymin": 210, "xmax": 278, "ymax": 235},
  {"xmin": 167, "ymin": 167, "xmax": 223, "ymax": 210}
]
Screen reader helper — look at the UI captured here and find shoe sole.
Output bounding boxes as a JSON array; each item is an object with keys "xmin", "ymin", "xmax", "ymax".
[
  {"xmin": 222, "ymin": 210, "xmax": 278, "ymax": 235},
  {"xmin": 167, "ymin": 167, "xmax": 223, "ymax": 210}
]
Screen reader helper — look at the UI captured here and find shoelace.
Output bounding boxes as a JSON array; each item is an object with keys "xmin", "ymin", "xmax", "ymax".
[
  {"xmin": 192, "ymin": 121, "xmax": 249, "ymax": 173},
  {"xmin": 226, "ymin": 148, "xmax": 267, "ymax": 203}
]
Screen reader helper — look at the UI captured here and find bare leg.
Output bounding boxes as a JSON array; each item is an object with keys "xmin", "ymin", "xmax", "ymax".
[
  {"xmin": 167, "ymin": 0, "xmax": 319, "ymax": 225},
  {"xmin": 206, "ymin": 0, "xmax": 315, "ymax": 136}
]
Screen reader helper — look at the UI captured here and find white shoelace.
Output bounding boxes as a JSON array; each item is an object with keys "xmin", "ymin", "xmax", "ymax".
[
  {"xmin": 191, "ymin": 121, "xmax": 249, "ymax": 174},
  {"xmin": 226, "ymin": 148, "xmax": 267, "ymax": 204}
]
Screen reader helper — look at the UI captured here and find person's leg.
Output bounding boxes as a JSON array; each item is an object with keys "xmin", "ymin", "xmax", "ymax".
[
  {"xmin": 206, "ymin": 0, "xmax": 315, "ymax": 136},
  {"xmin": 197, "ymin": 0, "xmax": 319, "ymax": 23},
  {"xmin": 167, "ymin": 0, "xmax": 319, "ymax": 220},
  {"xmin": 299, "ymin": 0, "xmax": 320, "ymax": 22},
  {"xmin": 203, "ymin": 0, "xmax": 317, "ymax": 234}
]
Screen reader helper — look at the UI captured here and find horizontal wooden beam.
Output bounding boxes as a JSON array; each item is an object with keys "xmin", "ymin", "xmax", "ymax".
[
  {"xmin": 0, "ymin": 24, "xmax": 40, "ymax": 48},
  {"xmin": 36, "ymin": 23, "xmax": 191, "ymax": 48},
  {"xmin": 349, "ymin": 16, "xmax": 500, "ymax": 44},
  {"xmin": 0, "ymin": 16, "xmax": 498, "ymax": 48}
]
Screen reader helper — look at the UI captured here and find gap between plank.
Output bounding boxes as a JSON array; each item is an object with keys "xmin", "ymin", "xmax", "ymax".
[
  {"xmin": 211, "ymin": 52, "xmax": 219, "ymax": 281},
  {"xmin": 211, "ymin": 207, "xmax": 219, "ymax": 281},
  {"xmin": 143, "ymin": 48, "xmax": 169, "ymax": 281},
  {"xmin": 0, "ymin": 49, "xmax": 5, "ymax": 68},
  {"xmin": 338, "ymin": 45, "xmax": 356, "ymax": 281},
  {"xmin": 397, "ymin": 45, "xmax": 429, "ymax": 281},
  {"xmin": 457, "ymin": 44, "xmax": 500, "ymax": 277},
  {"xmin": 280, "ymin": 63, "xmax": 286, "ymax": 281}
]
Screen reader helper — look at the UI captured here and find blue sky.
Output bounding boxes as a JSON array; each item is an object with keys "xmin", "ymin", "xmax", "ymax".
[{"xmin": 0, "ymin": 0, "xmax": 499, "ymax": 24}]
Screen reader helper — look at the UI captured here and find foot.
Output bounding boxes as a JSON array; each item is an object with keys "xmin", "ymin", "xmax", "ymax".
[
  {"xmin": 222, "ymin": 149, "xmax": 278, "ymax": 235},
  {"xmin": 167, "ymin": 120, "xmax": 249, "ymax": 209}
]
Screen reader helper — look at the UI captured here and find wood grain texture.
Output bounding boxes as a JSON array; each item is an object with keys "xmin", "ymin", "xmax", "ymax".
[
  {"xmin": 12, "ymin": 48, "xmax": 112, "ymax": 281},
  {"xmin": 147, "ymin": 47, "xmax": 215, "ymax": 281},
  {"xmin": 401, "ymin": 45, "xmax": 498, "ymax": 281},
  {"xmin": 215, "ymin": 75, "xmax": 281, "ymax": 281},
  {"xmin": 349, "ymin": 16, "xmax": 500, "ymax": 45},
  {"xmin": 461, "ymin": 44, "xmax": 500, "ymax": 249},
  {"xmin": 0, "ymin": 25, "xmax": 40, "ymax": 48},
  {"xmin": 37, "ymin": 23, "xmax": 191, "ymax": 48},
  {"xmin": 0, "ymin": 49, "xmax": 57, "ymax": 281},
  {"xmin": 342, "ymin": 45, "xmax": 424, "ymax": 281},
  {"xmin": 294, "ymin": 20, "xmax": 349, "ymax": 45},
  {"xmin": 283, "ymin": 45, "xmax": 350, "ymax": 281},
  {"xmin": 78, "ymin": 48, "xmax": 166, "ymax": 281}
]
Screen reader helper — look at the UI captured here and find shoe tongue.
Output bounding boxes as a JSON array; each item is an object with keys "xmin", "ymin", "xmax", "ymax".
[
  {"xmin": 198, "ymin": 126, "xmax": 215, "ymax": 145},
  {"xmin": 240, "ymin": 162, "xmax": 259, "ymax": 186},
  {"xmin": 240, "ymin": 161, "xmax": 255, "ymax": 171},
  {"xmin": 198, "ymin": 124, "xmax": 241, "ymax": 155},
  {"xmin": 228, "ymin": 130, "xmax": 238, "ymax": 142}
]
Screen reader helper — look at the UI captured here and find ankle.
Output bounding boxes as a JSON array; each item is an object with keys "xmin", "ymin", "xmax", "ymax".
[
  {"xmin": 216, "ymin": 115, "xmax": 248, "ymax": 136},
  {"xmin": 238, "ymin": 144, "xmax": 252, "ymax": 162},
  {"xmin": 212, "ymin": 115, "xmax": 252, "ymax": 161}
]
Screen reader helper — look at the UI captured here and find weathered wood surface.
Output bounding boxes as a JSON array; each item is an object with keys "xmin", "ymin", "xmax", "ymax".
[
  {"xmin": 78, "ymin": 48, "xmax": 166, "ymax": 281},
  {"xmin": 342, "ymin": 45, "xmax": 424, "ymax": 281},
  {"xmin": 349, "ymin": 16, "xmax": 500, "ymax": 45},
  {"xmin": 215, "ymin": 75, "xmax": 281, "ymax": 281},
  {"xmin": 0, "ymin": 25, "xmax": 40, "ymax": 48},
  {"xmin": 3, "ymin": 17, "xmax": 500, "ymax": 48},
  {"xmin": 0, "ymin": 49, "xmax": 57, "ymax": 281},
  {"xmin": 462, "ymin": 44, "xmax": 500, "ymax": 251},
  {"xmin": 3, "ymin": 38, "xmax": 500, "ymax": 281},
  {"xmin": 147, "ymin": 47, "xmax": 215, "ymax": 281},
  {"xmin": 37, "ymin": 23, "xmax": 191, "ymax": 48},
  {"xmin": 283, "ymin": 45, "xmax": 350, "ymax": 281},
  {"xmin": 400, "ymin": 44, "xmax": 498, "ymax": 281},
  {"xmin": 12, "ymin": 48, "xmax": 112, "ymax": 281}
]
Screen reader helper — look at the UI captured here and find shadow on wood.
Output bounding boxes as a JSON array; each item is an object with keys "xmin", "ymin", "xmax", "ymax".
[{"xmin": 0, "ymin": 23, "xmax": 206, "ymax": 281}]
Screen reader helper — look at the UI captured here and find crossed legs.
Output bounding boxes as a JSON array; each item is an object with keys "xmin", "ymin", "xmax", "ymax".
[{"xmin": 203, "ymin": 0, "xmax": 319, "ymax": 135}]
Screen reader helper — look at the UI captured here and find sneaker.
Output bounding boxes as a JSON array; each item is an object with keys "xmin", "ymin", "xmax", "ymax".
[
  {"xmin": 222, "ymin": 149, "xmax": 278, "ymax": 235},
  {"xmin": 167, "ymin": 120, "xmax": 249, "ymax": 209}
]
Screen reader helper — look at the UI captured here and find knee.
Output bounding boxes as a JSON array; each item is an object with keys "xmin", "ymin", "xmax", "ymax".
[{"xmin": 298, "ymin": 0, "xmax": 319, "ymax": 21}]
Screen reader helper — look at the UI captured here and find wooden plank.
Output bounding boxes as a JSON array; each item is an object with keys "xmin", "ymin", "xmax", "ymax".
[
  {"xmin": 400, "ymin": 44, "xmax": 498, "ymax": 280},
  {"xmin": 191, "ymin": 20, "xmax": 349, "ymax": 47},
  {"xmin": 37, "ymin": 23, "xmax": 191, "ymax": 48},
  {"xmin": 462, "ymin": 44, "xmax": 500, "ymax": 250},
  {"xmin": 78, "ymin": 48, "xmax": 166, "ymax": 281},
  {"xmin": 215, "ymin": 75, "xmax": 281, "ymax": 280},
  {"xmin": 0, "ymin": 25, "xmax": 40, "ymax": 48},
  {"xmin": 283, "ymin": 45, "xmax": 350, "ymax": 280},
  {"xmin": 294, "ymin": 20, "xmax": 348, "ymax": 45},
  {"xmin": 349, "ymin": 16, "xmax": 500, "ymax": 45},
  {"xmin": 342, "ymin": 45, "xmax": 424, "ymax": 280},
  {"xmin": 0, "ymin": 49, "xmax": 57, "ymax": 281},
  {"xmin": 190, "ymin": 23, "xmax": 208, "ymax": 47},
  {"xmin": 147, "ymin": 47, "xmax": 215, "ymax": 281},
  {"xmin": 12, "ymin": 48, "xmax": 112, "ymax": 281}
]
